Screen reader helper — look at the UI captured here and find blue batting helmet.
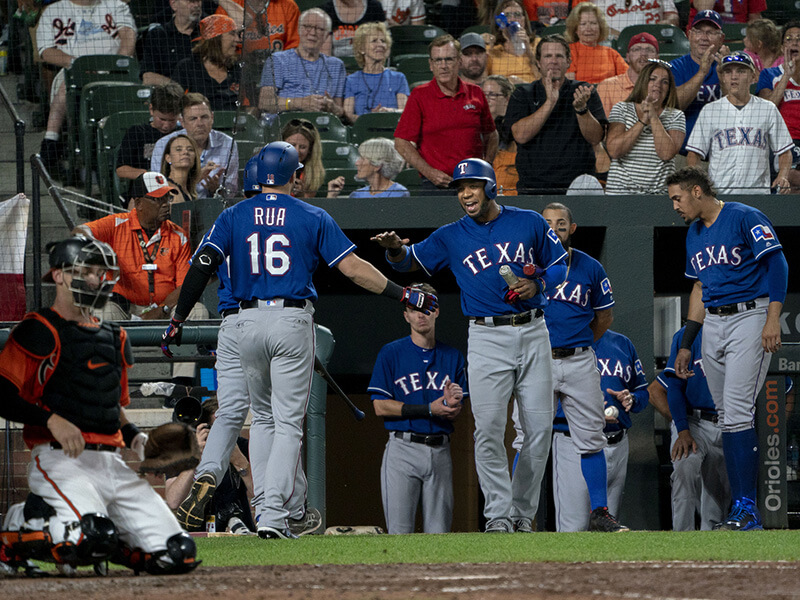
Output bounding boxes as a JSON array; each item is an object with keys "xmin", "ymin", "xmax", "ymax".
[
  {"xmin": 257, "ymin": 141, "xmax": 304, "ymax": 186},
  {"xmin": 243, "ymin": 155, "xmax": 260, "ymax": 196},
  {"xmin": 449, "ymin": 158, "xmax": 497, "ymax": 200}
]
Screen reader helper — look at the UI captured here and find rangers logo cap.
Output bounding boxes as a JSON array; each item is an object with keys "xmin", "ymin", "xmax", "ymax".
[
  {"xmin": 691, "ymin": 9, "xmax": 722, "ymax": 29},
  {"xmin": 129, "ymin": 171, "xmax": 179, "ymax": 199}
]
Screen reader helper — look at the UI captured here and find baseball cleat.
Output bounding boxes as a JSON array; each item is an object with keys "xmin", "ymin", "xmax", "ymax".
[
  {"xmin": 713, "ymin": 499, "xmax": 763, "ymax": 531},
  {"xmin": 257, "ymin": 526, "xmax": 299, "ymax": 540},
  {"xmin": 176, "ymin": 473, "xmax": 216, "ymax": 532},
  {"xmin": 513, "ymin": 518, "xmax": 534, "ymax": 533},
  {"xmin": 589, "ymin": 507, "xmax": 630, "ymax": 532},
  {"xmin": 226, "ymin": 517, "xmax": 253, "ymax": 535},
  {"xmin": 288, "ymin": 507, "xmax": 322, "ymax": 537},
  {"xmin": 484, "ymin": 518, "xmax": 512, "ymax": 533}
]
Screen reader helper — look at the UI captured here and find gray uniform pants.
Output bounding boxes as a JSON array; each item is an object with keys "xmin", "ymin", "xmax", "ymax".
[
  {"xmin": 670, "ymin": 417, "xmax": 730, "ymax": 531},
  {"xmin": 467, "ymin": 316, "xmax": 554, "ymax": 524},
  {"xmin": 380, "ymin": 433, "xmax": 453, "ymax": 534},
  {"xmin": 237, "ymin": 302, "xmax": 315, "ymax": 528},
  {"xmin": 552, "ymin": 430, "xmax": 629, "ymax": 532}
]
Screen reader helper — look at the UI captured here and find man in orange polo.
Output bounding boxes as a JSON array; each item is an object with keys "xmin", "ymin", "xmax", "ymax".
[{"xmin": 73, "ymin": 172, "xmax": 208, "ymax": 385}]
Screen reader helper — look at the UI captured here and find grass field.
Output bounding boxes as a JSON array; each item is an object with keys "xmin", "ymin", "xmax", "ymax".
[{"xmin": 193, "ymin": 530, "xmax": 800, "ymax": 566}]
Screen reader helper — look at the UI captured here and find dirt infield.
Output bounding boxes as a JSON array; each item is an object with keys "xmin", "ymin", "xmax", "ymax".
[{"xmin": 3, "ymin": 561, "xmax": 800, "ymax": 600}]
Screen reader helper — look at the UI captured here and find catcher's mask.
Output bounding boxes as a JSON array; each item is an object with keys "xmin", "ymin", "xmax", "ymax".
[{"xmin": 43, "ymin": 236, "xmax": 119, "ymax": 310}]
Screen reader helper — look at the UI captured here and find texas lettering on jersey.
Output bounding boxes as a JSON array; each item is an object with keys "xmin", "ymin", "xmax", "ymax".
[
  {"xmin": 689, "ymin": 244, "xmax": 742, "ymax": 273},
  {"xmin": 551, "ymin": 277, "xmax": 612, "ymax": 307},
  {"xmin": 711, "ymin": 127, "xmax": 768, "ymax": 151},
  {"xmin": 695, "ymin": 83, "xmax": 721, "ymax": 103},
  {"xmin": 597, "ymin": 357, "xmax": 645, "ymax": 384},
  {"xmin": 394, "ymin": 371, "xmax": 452, "ymax": 396},
  {"xmin": 462, "ymin": 232, "xmax": 559, "ymax": 275}
]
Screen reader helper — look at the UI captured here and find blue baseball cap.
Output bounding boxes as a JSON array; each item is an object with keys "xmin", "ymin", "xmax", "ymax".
[
  {"xmin": 718, "ymin": 51, "xmax": 756, "ymax": 73},
  {"xmin": 691, "ymin": 10, "xmax": 722, "ymax": 29}
]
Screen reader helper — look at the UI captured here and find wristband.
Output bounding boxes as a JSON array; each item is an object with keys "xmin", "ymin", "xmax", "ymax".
[
  {"xmin": 428, "ymin": 403, "xmax": 433, "ymax": 417},
  {"xmin": 387, "ymin": 246, "xmax": 405, "ymax": 258},
  {"xmin": 121, "ymin": 422, "xmax": 142, "ymax": 448},
  {"xmin": 575, "ymin": 106, "xmax": 589, "ymax": 115},
  {"xmin": 285, "ymin": 98, "xmax": 290, "ymax": 110},
  {"xmin": 380, "ymin": 280, "xmax": 404, "ymax": 301},
  {"xmin": 401, "ymin": 403, "xmax": 429, "ymax": 418},
  {"xmin": 680, "ymin": 320, "xmax": 702, "ymax": 350}
]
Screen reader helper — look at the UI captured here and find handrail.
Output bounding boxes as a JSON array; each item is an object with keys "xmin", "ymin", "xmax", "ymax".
[{"xmin": 0, "ymin": 81, "xmax": 26, "ymax": 194}]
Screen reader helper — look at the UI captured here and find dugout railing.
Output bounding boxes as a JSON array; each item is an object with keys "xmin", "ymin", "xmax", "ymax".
[{"xmin": 0, "ymin": 81, "xmax": 27, "ymax": 195}]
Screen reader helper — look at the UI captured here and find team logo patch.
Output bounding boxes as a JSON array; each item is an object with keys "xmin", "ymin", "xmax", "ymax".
[
  {"xmin": 601, "ymin": 277, "xmax": 612, "ymax": 295},
  {"xmin": 462, "ymin": 103, "xmax": 476, "ymax": 111},
  {"xmin": 266, "ymin": 194, "xmax": 278, "ymax": 201},
  {"xmin": 751, "ymin": 224, "xmax": 775, "ymax": 243},
  {"xmin": 547, "ymin": 228, "xmax": 559, "ymax": 244},
  {"xmin": 457, "ymin": 162, "xmax": 468, "ymax": 175}
]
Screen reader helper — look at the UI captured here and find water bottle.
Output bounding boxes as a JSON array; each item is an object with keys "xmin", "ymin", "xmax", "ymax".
[
  {"xmin": 788, "ymin": 435, "xmax": 799, "ymax": 481},
  {"xmin": 495, "ymin": 12, "xmax": 528, "ymax": 57}
]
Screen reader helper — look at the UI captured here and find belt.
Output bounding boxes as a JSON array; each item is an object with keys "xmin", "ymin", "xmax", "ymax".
[
  {"xmin": 50, "ymin": 442, "xmax": 118, "ymax": 452},
  {"xmin": 605, "ymin": 429, "xmax": 626, "ymax": 445},
  {"xmin": 707, "ymin": 300, "xmax": 757, "ymax": 316},
  {"xmin": 220, "ymin": 308, "xmax": 239, "ymax": 318},
  {"xmin": 240, "ymin": 298, "xmax": 306, "ymax": 309},
  {"xmin": 472, "ymin": 309, "xmax": 543, "ymax": 327},
  {"xmin": 393, "ymin": 431, "xmax": 449, "ymax": 447},
  {"xmin": 695, "ymin": 409, "xmax": 719, "ymax": 423},
  {"xmin": 551, "ymin": 346, "xmax": 590, "ymax": 360}
]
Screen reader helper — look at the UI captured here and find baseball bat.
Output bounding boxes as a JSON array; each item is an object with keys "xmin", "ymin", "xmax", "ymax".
[
  {"xmin": 313, "ymin": 356, "xmax": 365, "ymax": 421},
  {"xmin": 499, "ymin": 265, "xmax": 519, "ymax": 286}
]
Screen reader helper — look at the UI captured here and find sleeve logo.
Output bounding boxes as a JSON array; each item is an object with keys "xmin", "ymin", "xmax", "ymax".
[
  {"xmin": 547, "ymin": 228, "xmax": 559, "ymax": 244},
  {"xmin": 601, "ymin": 277, "xmax": 612, "ymax": 295},
  {"xmin": 750, "ymin": 224, "xmax": 775, "ymax": 242}
]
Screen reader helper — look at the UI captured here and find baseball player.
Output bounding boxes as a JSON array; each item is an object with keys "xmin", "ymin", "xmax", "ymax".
[
  {"xmin": 162, "ymin": 141, "xmax": 437, "ymax": 540},
  {"xmin": 668, "ymin": 166, "xmax": 788, "ymax": 530},
  {"xmin": 686, "ymin": 52, "xmax": 794, "ymax": 195},
  {"xmin": 550, "ymin": 329, "xmax": 648, "ymax": 531},
  {"xmin": 540, "ymin": 202, "xmax": 628, "ymax": 532},
  {"xmin": 368, "ymin": 282, "xmax": 467, "ymax": 534},
  {"xmin": 0, "ymin": 237, "xmax": 198, "ymax": 576},
  {"xmin": 373, "ymin": 158, "xmax": 568, "ymax": 534},
  {"xmin": 656, "ymin": 325, "xmax": 730, "ymax": 531}
]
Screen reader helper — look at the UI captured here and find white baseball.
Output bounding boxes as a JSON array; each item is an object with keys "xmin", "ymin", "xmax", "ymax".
[{"xmin": 604, "ymin": 406, "xmax": 619, "ymax": 419}]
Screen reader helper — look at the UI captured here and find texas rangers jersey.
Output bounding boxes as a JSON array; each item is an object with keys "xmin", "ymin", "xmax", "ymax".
[
  {"xmin": 544, "ymin": 249, "xmax": 614, "ymax": 348},
  {"xmin": 194, "ymin": 231, "xmax": 238, "ymax": 312},
  {"xmin": 368, "ymin": 337, "xmax": 469, "ymax": 435},
  {"xmin": 670, "ymin": 54, "xmax": 721, "ymax": 149},
  {"xmin": 686, "ymin": 95, "xmax": 794, "ymax": 194},
  {"xmin": 202, "ymin": 192, "xmax": 355, "ymax": 302},
  {"xmin": 36, "ymin": 0, "xmax": 135, "ymax": 57},
  {"xmin": 756, "ymin": 64, "xmax": 800, "ymax": 139},
  {"xmin": 684, "ymin": 202, "xmax": 781, "ymax": 305},
  {"xmin": 410, "ymin": 205, "xmax": 567, "ymax": 316},
  {"xmin": 657, "ymin": 327, "xmax": 715, "ymax": 433}
]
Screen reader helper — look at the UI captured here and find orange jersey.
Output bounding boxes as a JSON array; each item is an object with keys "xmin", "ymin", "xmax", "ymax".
[
  {"xmin": 0, "ymin": 310, "xmax": 132, "ymax": 449},
  {"xmin": 86, "ymin": 210, "xmax": 192, "ymax": 306},
  {"xmin": 216, "ymin": 0, "xmax": 300, "ymax": 53}
]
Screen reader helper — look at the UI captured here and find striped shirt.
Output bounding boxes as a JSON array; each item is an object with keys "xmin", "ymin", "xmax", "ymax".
[{"xmin": 605, "ymin": 102, "xmax": 685, "ymax": 195}]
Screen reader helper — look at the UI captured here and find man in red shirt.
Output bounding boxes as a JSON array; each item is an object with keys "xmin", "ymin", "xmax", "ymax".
[
  {"xmin": 394, "ymin": 34, "xmax": 498, "ymax": 194},
  {"xmin": 689, "ymin": 0, "xmax": 764, "ymax": 24}
]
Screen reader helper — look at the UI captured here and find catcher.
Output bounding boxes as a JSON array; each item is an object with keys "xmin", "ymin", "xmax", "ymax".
[{"xmin": 0, "ymin": 236, "xmax": 199, "ymax": 576}]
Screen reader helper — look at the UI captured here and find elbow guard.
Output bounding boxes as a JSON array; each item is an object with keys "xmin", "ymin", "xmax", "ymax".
[{"xmin": 192, "ymin": 246, "xmax": 224, "ymax": 276}]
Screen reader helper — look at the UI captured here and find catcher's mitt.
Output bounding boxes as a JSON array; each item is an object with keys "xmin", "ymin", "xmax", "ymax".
[{"xmin": 138, "ymin": 423, "xmax": 201, "ymax": 479}]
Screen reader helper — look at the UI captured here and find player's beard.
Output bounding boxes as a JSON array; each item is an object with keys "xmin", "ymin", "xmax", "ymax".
[{"xmin": 560, "ymin": 233, "xmax": 572, "ymax": 250}]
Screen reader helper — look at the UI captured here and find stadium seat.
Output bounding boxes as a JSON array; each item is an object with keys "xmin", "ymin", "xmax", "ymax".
[
  {"xmin": 278, "ymin": 112, "xmax": 349, "ymax": 142},
  {"xmin": 721, "ymin": 23, "xmax": 747, "ymax": 52},
  {"xmin": 349, "ymin": 112, "xmax": 401, "ymax": 145},
  {"xmin": 541, "ymin": 23, "xmax": 567, "ymax": 38},
  {"xmin": 212, "ymin": 111, "xmax": 266, "ymax": 142},
  {"xmin": 461, "ymin": 24, "xmax": 491, "ymax": 36},
  {"xmin": 324, "ymin": 167, "xmax": 361, "ymax": 196},
  {"xmin": 616, "ymin": 24, "xmax": 689, "ymax": 58},
  {"xmin": 95, "ymin": 110, "xmax": 150, "ymax": 206},
  {"xmin": 340, "ymin": 55, "xmax": 360, "ymax": 74},
  {"xmin": 390, "ymin": 25, "xmax": 446, "ymax": 58},
  {"xmin": 394, "ymin": 168, "xmax": 424, "ymax": 195},
  {"xmin": 762, "ymin": 0, "xmax": 800, "ymax": 24},
  {"xmin": 321, "ymin": 140, "xmax": 360, "ymax": 168},
  {"xmin": 394, "ymin": 56, "xmax": 432, "ymax": 87}
]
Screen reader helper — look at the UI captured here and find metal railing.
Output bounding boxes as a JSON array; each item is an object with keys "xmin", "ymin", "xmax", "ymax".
[{"xmin": 0, "ymin": 81, "xmax": 26, "ymax": 195}]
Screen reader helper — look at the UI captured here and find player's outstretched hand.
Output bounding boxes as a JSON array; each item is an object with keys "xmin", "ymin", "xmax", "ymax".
[
  {"xmin": 370, "ymin": 231, "xmax": 410, "ymax": 250},
  {"xmin": 674, "ymin": 348, "xmax": 695, "ymax": 379},
  {"xmin": 671, "ymin": 429, "xmax": 697, "ymax": 461},
  {"xmin": 47, "ymin": 413, "xmax": 85, "ymax": 458},
  {"xmin": 402, "ymin": 286, "xmax": 438, "ymax": 314},
  {"xmin": 161, "ymin": 317, "xmax": 185, "ymax": 358}
]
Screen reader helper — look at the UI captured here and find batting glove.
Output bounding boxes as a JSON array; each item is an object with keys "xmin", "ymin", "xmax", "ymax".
[
  {"xmin": 161, "ymin": 317, "xmax": 184, "ymax": 358},
  {"xmin": 504, "ymin": 289, "xmax": 521, "ymax": 304},
  {"xmin": 402, "ymin": 287, "xmax": 438, "ymax": 314},
  {"xmin": 131, "ymin": 432, "xmax": 148, "ymax": 461}
]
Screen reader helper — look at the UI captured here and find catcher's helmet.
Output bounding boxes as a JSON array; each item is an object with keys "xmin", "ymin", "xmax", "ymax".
[
  {"xmin": 449, "ymin": 158, "xmax": 497, "ymax": 200},
  {"xmin": 42, "ymin": 236, "xmax": 120, "ymax": 310},
  {"xmin": 243, "ymin": 155, "xmax": 261, "ymax": 197},
  {"xmin": 257, "ymin": 141, "xmax": 304, "ymax": 187}
]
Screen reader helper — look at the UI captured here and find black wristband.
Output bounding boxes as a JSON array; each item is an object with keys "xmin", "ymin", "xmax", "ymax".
[
  {"xmin": 121, "ymin": 422, "xmax": 141, "ymax": 448},
  {"xmin": 381, "ymin": 280, "xmax": 404, "ymax": 301},
  {"xmin": 680, "ymin": 320, "xmax": 702, "ymax": 350},
  {"xmin": 387, "ymin": 246, "xmax": 405, "ymax": 258},
  {"xmin": 401, "ymin": 403, "xmax": 430, "ymax": 418},
  {"xmin": 575, "ymin": 106, "xmax": 589, "ymax": 115}
]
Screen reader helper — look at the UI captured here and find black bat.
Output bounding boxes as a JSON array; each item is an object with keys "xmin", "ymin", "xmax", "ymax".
[{"xmin": 313, "ymin": 356, "xmax": 365, "ymax": 421}]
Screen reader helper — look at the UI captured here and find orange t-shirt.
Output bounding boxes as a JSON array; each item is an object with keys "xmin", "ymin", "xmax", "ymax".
[
  {"xmin": 86, "ymin": 209, "xmax": 192, "ymax": 307},
  {"xmin": 523, "ymin": 0, "xmax": 568, "ymax": 24},
  {"xmin": 216, "ymin": 0, "xmax": 300, "ymax": 53},
  {"xmin": 0, "ymin": 311, "xmax": 131, "ymax": 448},
  {"xmin": 493, "ymin": 146, "xmax": 519, "ymax": 195},
  {"xmin": 567, "ymin": 42, "xmax": 628, "ymax": 84}
]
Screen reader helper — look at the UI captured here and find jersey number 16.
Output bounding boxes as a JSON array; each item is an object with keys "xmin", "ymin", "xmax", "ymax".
[{"xmin": 246, "ymin": 233, "xmax": 291, "ymax": 275}]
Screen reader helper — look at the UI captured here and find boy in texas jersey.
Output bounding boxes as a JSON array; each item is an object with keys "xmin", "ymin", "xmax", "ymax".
[{"xmin": 368, "ymin": 283, "xmax": 466, "ymax": 534}]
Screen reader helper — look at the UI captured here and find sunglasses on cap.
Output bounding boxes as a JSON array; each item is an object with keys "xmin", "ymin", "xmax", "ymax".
[{"xmin": 288, "ymin": 118, "xmax": 316, "ymax": 131}]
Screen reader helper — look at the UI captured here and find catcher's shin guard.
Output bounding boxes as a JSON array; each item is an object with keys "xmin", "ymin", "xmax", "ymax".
[{"xmin": 113, "ymin": 533, "xmax": 200, "ymax": 575}]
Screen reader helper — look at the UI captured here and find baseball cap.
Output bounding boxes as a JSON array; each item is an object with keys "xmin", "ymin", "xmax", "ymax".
[
  {"xmin": 459, "ymin": 32, "xmax": 486, "ymax": 52},
  {"xmin": 718, "ymin": 51, "xmax": 756, "ymax": 72},
  {"xmin": 691, "ymin": 9, "xmax": 722, "ymax": 29},
  {"xmin": 627, "ymin": 32, "xmax": 659, "ymax": 53},
  {"xmin": 129, "ymin": 172, "xmax": 178, "ymax": 200},
  {"xmin": 192, "ymin": 15, "xmax": 240, "ymax": 41}
]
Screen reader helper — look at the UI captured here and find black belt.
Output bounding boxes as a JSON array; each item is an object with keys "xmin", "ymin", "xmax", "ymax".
[
  {"xmin": 50, "ymin": 442, "xmax": 118, "ymax": 452},
  {"xmin": 472, "ymin": 309, "xmax": 543, "ymax": 327},
  {"xmin": 393, "ymin": 431, "xmax": 449, "ymax": 447},
  {"xmin": 220, "ymin": 308, "xmax": 239, "ymax": 318},
  {"xmin": 605, "ymin": 429, "xmax": 626, "ymax": 445},
  {"xmin": 707, "ymin": 300, "xmax": 757, "ymax": 315},
  {"xmin": 240, "ymin": 299, "xmax": 306, "ymax": 309},
  {"xmin": 551, "ymin": 346, "xmax": 590, "ymax": 360},
  {"xmin": 697, "ymin": 410, "xmax": 719, "ymax": 423}
]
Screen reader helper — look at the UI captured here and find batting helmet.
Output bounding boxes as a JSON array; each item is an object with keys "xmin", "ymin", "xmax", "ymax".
[
  {"xmin": 42, "ymin": 236, "xmax": 120, "ymax": 310},
  {"xmin": 243, "ymin": 155, "xmax": 261, "ymax": 197},
  {"xmin": 257, "ymin": 141, "xmax": 304, "ymax": 187},
  {"xmin": 449, "ymin": 158, "xmax": 497, "ymax": 200}
]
